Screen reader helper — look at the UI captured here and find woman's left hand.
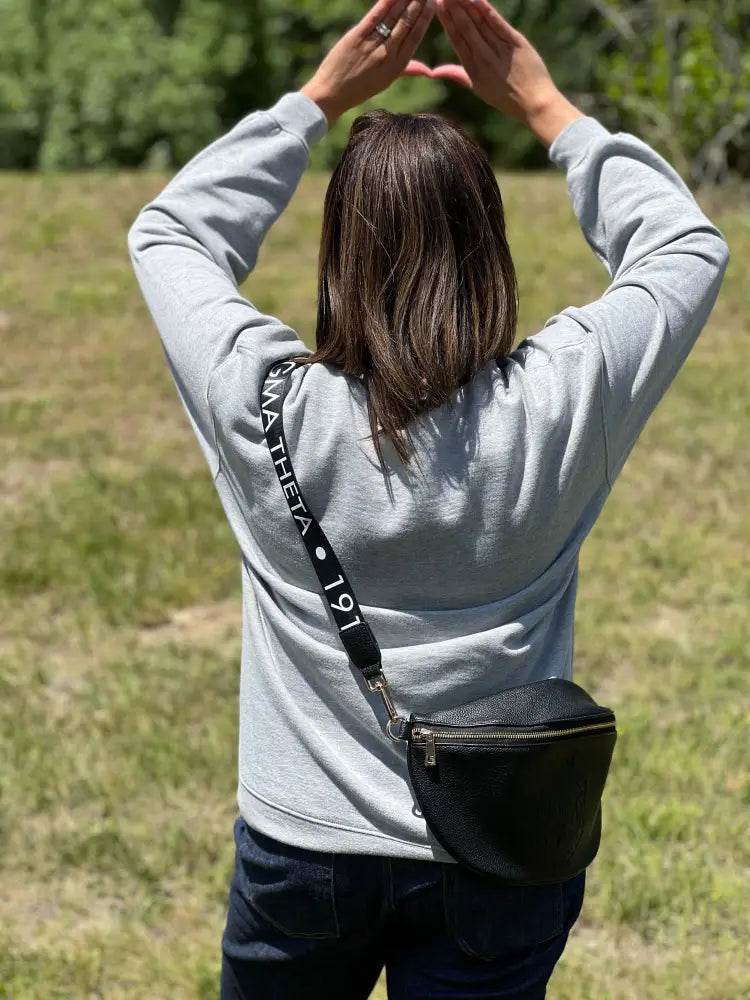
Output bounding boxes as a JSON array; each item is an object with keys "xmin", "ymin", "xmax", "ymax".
[{"xmin": 300, "ymin": 0, "xmax": 435, "ymax": 127}]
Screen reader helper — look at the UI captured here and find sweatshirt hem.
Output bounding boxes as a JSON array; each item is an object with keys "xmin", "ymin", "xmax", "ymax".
[{"xmin": 238, "ymin": 778, "xmax": 456, "ymax": 862}]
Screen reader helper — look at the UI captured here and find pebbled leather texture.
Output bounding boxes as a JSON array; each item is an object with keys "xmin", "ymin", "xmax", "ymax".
[
  {"xmin": 407, "ymin": 679, "xmax": 617, "ymax": 885},
  {"xmin": 410, "ymin": 677, "xmax": 613, "ymax": 730}
]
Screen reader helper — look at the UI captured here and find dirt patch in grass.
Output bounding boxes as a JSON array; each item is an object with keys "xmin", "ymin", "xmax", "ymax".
[
  {"xmin": 555, "ymin": 920, "xmax": 750, "ymax": 999},
  {"xmin": 137, "ymin": 597, "xmax": 241, "ymax": 650},
  {"xmin": 573, "ymin": 922, "xmax": 672, "ymax": 971},
  {"xmin": 648, "ymin": 603, "xmax": 693, "ymax": 652},
  {"xmin": 1, "ymin": 596, "xmax": 241, "ymax": 721},
  {"xmin": 2, "ymin": 456, "xmax": 77, "ymax": 504},
  {"xmin": 590, "ymin": 655, "xmax": 642, "ymax": 706},
  {"xmin": 0, "ymin": 874, "xmax": 144, "ymax": 950}
]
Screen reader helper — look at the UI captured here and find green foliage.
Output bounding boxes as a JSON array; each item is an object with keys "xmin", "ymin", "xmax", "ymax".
[
  {"xmin": 0, "ymin": 0, "xmax": 603, "ymax": 170},
  {"xmin": 33, "ymin": 0, "xmax": 281, "ymax": 168},
  {"xmin": 39, "ymin": 0, "xmax": 165, "ymax": 168},
  {"xmin": 0, "ymin": 0, "xmax": 748, "ymax": 177},
  {"xmin": 599, "ymin": 0, "xmax": 750, "ymax": 183},
  {"xmin": 0, "ymin": 0, "xmax": 44, "ymax": 167}
]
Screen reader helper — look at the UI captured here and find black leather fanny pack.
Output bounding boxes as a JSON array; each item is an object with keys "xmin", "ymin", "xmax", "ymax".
[{"xmin": 261, "ymin": 357, "xmax": 618, "ymax": 885}]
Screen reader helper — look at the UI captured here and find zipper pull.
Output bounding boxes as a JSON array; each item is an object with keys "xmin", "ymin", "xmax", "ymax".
[{"xmin": 423, "ymin": 730, "xmax": 437, "ymax": 767}]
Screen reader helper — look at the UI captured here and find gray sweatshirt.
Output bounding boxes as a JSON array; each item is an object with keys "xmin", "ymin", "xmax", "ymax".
[{"xmin": 128, "ymin": 92, "xmax": 729, "ymax": 862}]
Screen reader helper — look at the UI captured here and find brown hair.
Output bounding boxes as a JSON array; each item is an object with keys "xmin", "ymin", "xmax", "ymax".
[{"xmin": 291, "ymin": 110, "xmax": 518, "ymax": 474}]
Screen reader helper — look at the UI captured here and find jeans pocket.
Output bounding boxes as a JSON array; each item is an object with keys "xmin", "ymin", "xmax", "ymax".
[
  {"xmin": 234, "ymin": 818, "xmax": 340, "ymax": 940},
  {"xmin": 443, "ymin": 864, "xmax": 577, "ymax": 963}
]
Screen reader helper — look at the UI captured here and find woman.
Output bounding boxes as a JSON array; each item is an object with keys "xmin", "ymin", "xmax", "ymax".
[{"xmin": 128, "ymin": 0, "xmax": 729, "ymax": 996}]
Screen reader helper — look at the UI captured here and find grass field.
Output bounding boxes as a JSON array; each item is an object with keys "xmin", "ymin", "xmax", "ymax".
[{"xmin": 0, "ymin": 166, "xmax": 748, "ymax": 1000}]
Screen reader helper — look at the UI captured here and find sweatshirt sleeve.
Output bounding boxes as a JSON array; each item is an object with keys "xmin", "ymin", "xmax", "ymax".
[
  {"xmin": 538, "ymin": 117, "xmax": 730, "ymax": 487},
  {"xmin": 127, "ymin": 92, "xmax": 329, "ymax": 478}
]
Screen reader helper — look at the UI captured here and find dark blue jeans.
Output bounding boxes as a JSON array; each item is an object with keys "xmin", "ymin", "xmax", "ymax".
[{"xmin": 221, "ymin": 816, "xmax": 585, "ymax": 1000}]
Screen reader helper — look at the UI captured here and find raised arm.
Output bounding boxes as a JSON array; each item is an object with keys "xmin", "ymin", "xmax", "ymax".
[
  {"xmin": 544, "ymin": 118, "xmax": 729, "ymax": 485},
  {"xmin": 425, "ymin": 0, "xmax": 730, "ymax": 487},
  {"xmin": 127, "ymin": 96, "xmax": 328, "ymax": 475},
  {"xmin": 128, "ymin": 0, "xmax": 435, "ymax": 476}
]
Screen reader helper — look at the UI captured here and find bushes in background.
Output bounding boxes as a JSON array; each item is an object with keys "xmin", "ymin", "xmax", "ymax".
[{"xmin": 0, "ymin": 0, "xmax": 747, "ymax": 180}]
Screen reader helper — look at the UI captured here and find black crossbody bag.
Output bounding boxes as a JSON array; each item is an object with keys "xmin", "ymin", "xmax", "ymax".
[{"xmin": 261, "ymin": 357, "xmax": 618, "ymax": 886}]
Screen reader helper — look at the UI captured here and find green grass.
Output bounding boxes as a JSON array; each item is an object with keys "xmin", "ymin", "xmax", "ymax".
[{"xmin": 0, "ymin": 167, "xmax": 748, "ymax": 999}]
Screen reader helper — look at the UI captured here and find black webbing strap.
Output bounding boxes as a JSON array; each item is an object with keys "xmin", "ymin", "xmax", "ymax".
[{"xmin": 260, "ymin": 357, "xmax": 383, "ymax": 682}]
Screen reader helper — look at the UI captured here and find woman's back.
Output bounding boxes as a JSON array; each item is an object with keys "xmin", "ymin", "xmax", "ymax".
[
  {"xmin": 131, "ymin": 91, "xmax": 727, "ymax": 860},
  {"xmin": 216, "ymin": 345, "xmax": 601, "ymax": 611},
  {"xmin": 210, "ymin": 346, "xmax": 600, "ymax": 857}
]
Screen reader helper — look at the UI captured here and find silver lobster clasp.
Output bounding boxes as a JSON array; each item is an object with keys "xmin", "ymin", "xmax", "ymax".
[
  {"xmin": 365, "ymin": 671, "xmax": 407, "ymax": 738},
  {"xmin": 365, "ymin": 670, "xmax": 396, "ymax": 718}
]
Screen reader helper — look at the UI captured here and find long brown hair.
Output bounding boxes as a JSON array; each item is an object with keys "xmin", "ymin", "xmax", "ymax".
[{"xmin": 292, "ymin": 110, "xmax": 518, "ymax": 473}]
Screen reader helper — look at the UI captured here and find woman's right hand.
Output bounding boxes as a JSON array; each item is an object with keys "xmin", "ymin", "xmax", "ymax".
[{"xmin": 427, "ymin": 0, "xmax": 584, "ymax": 147}]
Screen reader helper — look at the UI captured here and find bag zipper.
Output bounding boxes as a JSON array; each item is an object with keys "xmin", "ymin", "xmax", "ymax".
[{"xmin": 412, "ymin": 720, "xmax": 616, "ymax": 768}]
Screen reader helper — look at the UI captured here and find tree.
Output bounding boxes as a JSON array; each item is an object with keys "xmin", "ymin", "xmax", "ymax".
[{"xmin": 592, "ymin": 0, "xmax": 750, "ymax": 185}]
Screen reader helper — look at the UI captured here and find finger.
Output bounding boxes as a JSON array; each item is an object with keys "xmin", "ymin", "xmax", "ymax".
[
  {"xmin": 473, "ymin": 0, "xmax": 525, "ymax": 47},
  {"xmin": 429, "ymin": 63, "xmax": 474, "ymax": 89},
  {"xmin": 454, "ymin": 0, "xmax": 512, "ymax": 54},
  {"xmin": 436, "ymin": 0, "xmax": 474, "ymax": 59},
  {"xmin": 360, "ymin": 0, "xmax": 411, "ymax": 37},
  {"xmin": 393, "ymin": 0, "xmax": 435, "ymax": 53},
  {"xmin": 437, "ymin": 0, "xmax": 494, "ymax": 69},
  {"xmin": 402, "ymin": 59, "xmax": 434, "ymax": 77}
]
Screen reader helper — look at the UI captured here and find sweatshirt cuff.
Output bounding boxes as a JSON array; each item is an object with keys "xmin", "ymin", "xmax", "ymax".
[
  {"xmin": 549, "ymin": 117, "xmax": 611, "ymax": 171},
  {"xmin": 268, "ymin": 92, "xmax": 330, "ymax": 150}
]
